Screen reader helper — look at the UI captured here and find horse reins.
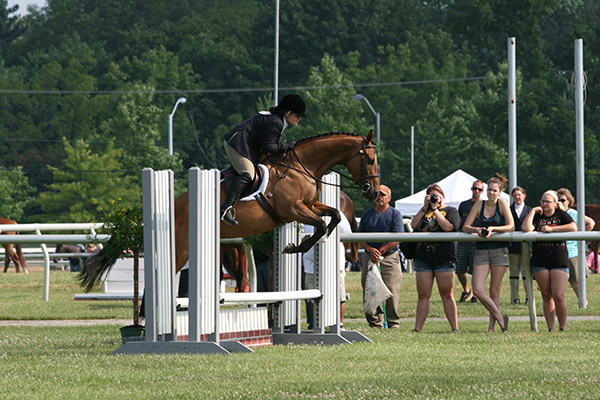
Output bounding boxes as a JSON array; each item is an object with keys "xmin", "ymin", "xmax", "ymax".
[{"xmin": 266, "ymin": 137, "xmax": 379, "ymax": 193}]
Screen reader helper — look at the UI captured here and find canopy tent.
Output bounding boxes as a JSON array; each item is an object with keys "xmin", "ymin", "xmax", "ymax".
[{"xmin": 394, "ymin": 169, "xmax": 510, "ymax": 216}]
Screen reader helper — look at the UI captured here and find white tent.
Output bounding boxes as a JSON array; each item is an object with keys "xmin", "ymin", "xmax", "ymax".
[{"xmin": 394, "ymin": 169, "xmax": 510, "ymax": 216}]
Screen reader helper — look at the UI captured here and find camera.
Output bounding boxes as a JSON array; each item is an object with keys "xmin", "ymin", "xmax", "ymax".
[
  {"xmin": 481, "ymin": 228, "xmax": 489, "ymax": 236},
  {"xmin": 429, "ymin": 194, "xmax": 439, "ymax": 204}
]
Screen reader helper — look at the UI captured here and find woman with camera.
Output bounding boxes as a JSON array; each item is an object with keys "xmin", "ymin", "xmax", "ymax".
[
  {"xmin": 410, "ymin": 184, "xmax": 460, "ymax": 333},
  {"xmin": 463, "ymin": 173, "xmax": 514, "ymax": 332},
  {"xmin": 522, "ymin": 190, "xmax": 576, "ymax": 331}
]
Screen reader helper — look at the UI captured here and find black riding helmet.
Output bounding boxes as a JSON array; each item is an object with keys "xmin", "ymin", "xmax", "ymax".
[{"xmin": 278, "ymin": 94, "xmax": 306, "ymax": 117}]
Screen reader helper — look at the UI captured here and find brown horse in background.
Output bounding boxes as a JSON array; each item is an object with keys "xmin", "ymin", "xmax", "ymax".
[
  {"xmin": 0, "ymin": 218, "xmax": 29, "ymax": 273},
  {"xmin": 79, "ymin": 131, "xmax": 379, "ymax": 292}
]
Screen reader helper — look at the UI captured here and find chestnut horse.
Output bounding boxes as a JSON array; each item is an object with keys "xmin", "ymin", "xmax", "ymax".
[
  {"xmin": 79, "ymin": 131, "xmax": 379, "ymax": 291},
  {"xmin": 222, "ymin": 190, "xmax": 360, "ymax": 292},
  {"xmin": 0, "ymin": 218, "xmax": 29, "ymax": 273}
]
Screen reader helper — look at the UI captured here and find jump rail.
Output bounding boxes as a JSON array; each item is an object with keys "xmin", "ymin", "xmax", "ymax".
[
  {"xmin": 0, "ymin": 223, "xmax": 108, "ymax": 301},
  {"xmin": 341, "ymin": 230, "xmax": 600, "ymax": 332}
]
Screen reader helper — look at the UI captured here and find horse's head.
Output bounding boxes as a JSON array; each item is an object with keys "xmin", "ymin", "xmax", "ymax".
[{"xmin": 344, "ymin": 130, "xmax": 380, "ymax": 201}]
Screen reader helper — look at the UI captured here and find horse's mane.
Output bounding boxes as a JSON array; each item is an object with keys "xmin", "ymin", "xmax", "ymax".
[{"xmin": 295, "ymin": 132, "xmax": 362, "ymax": 146}]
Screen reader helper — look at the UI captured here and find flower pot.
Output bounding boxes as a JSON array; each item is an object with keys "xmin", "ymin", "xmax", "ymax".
[{"xmin": 120, "ymin": 324, "xmax": 145, "ymax": 344}]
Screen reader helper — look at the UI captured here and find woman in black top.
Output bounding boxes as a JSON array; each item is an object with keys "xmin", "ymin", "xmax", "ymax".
[
  {"xmin": 463, "ymin": 174, "xmax": 514, "ymax": 333},
  {"xmin": 221, "ymin": 94, "xmax": 306, "ymax": 226},
  {"xmin": 522, "ymin": 190, "xmax": 576, "ymax": 331},
  {"xmin": 410, "ymin": 184, "xmax": 460, "ymax": 333}
]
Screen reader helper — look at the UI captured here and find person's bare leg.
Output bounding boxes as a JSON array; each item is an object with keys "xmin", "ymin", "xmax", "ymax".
[
  {"xmin": 437, "ymin": 271, "xmax": 458, "ymax": 331},
  {"xmin": 551, "ymin": 270, "xmax": 569, "ymax": 330},
  {"xmin": 472, "ymin": 265, "xmax": 505, "ymax": 332},
  {"xmin": 415, "ymin": 271, "xmax": 434, "ymax": 332}
]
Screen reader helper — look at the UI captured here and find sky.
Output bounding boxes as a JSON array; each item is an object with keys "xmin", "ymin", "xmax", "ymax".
[{"xmin": 7, "ymin": 0, "xmax": 46, "ymax": 15}]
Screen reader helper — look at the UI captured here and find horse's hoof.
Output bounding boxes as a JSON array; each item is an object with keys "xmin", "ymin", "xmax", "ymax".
[{"xmin": 282, "ymin": 243, "xmax": 297, "ymax": 254}]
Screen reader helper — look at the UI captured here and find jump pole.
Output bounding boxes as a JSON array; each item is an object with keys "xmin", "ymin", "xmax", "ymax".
[{"xmin": 272, "ymin": 172, "xmax": 370, "ymax": 345}]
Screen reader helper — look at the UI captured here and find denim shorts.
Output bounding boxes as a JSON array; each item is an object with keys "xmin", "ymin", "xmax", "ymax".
[
  {"xmin": 531, "ymin": 266, "xmax": 570, "ymax": 275},
  {"xmin": 414, "ymin": 259, "xmax": 456, "ymax": 273}
]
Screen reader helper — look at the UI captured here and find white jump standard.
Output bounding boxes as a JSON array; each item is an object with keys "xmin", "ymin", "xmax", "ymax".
[{"xmin": 114, "ymin": 168, "xmax": 369, "ymax": 355}]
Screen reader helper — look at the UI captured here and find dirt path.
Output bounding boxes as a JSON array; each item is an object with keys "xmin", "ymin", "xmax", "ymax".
[
  {"xmin": 2, "ymin": 315, "xmax": 599, "ymax": 327},
  {"xmin": 0, "ymin": 319, "xmax": 132, "ymax": 327}
]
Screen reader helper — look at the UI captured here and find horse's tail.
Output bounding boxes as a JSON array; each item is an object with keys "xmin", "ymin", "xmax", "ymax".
[
  {"xmin": 77, "ymin": 238, "xmax": 121, "ymax": 292},
  {"xmin": 15, "ymin": 243, "xmax": 29, "ymax": 270},
  {"xmin": 349, "ymin": 216, "xmax": 359, "ymax": 263}
]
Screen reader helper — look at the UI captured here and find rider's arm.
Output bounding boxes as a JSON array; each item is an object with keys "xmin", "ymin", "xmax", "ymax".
[{"xmin": 260, "ymin": 117, "xmax": 290, "ymax": 154}]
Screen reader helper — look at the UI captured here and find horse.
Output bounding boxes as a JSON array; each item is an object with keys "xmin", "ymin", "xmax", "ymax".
[
  {"xmin": 0, "ymin": 218, "xmax": 29, "ymax": 273},
  {"xmin": 220, "ymin": 190, "xmax": 360, "ymax": 293},
  {"xmin": 79, "ymin": 131, "xmax": 379, "ymax": 292}
]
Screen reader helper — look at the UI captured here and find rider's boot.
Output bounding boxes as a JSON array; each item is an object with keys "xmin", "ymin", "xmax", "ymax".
[{"xmin": 220, "ymin": 173, "xmax": 253, "ymax": 226}]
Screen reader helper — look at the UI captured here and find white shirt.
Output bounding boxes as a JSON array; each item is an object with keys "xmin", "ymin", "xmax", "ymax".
[{"xmin": 514, "ymin": 203, "xmax": 524, "ymax": 218}]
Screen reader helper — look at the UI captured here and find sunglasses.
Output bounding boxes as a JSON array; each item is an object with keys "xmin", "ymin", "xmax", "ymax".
[
  {"xmin": 558, "ymin": 199, "xmax": 567, "ymax": 203},
  {"xmin": 540, "ymin": 200, "xmax": 555, "ymax": 204},
  {"xmin": 471, "ymin": 187, "xmax": 484, "ymax": 192}
]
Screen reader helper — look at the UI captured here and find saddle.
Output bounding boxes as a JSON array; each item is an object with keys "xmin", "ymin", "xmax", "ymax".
[
  {"xmin": 220, "ymin": 164, "xmax": 283, "ymax": 225},
  {"xmin": 220, "ymin": 165, "xmax": 265, "ymax": 199}
]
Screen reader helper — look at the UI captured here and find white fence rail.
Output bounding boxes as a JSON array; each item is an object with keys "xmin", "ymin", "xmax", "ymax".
[{"xmin": 0, "ymin": 223, "xmax": 109, "ymax": 301}]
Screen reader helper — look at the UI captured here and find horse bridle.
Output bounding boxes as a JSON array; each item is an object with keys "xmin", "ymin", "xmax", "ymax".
[
  {"xmin": 277, "ymin": 136, "xmax": 379, "ymax": 193},
  {"xmin": 337, "ymin": 137, "xmax": 379, "ymax": 194}
]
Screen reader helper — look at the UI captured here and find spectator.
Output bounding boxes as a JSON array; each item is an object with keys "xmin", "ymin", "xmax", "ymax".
[
  {"xmin": 587, "ymin": 244, "xmax": 599, "ymax": 274},
  {"xmin": 456, "ymin": 179, "xmax": 485, "ymax": 303},
  {"xmin": 410, "ymin": 183, "xmax": 460, "ymax": 333},
  {"xmin": 557, "ymin": 188, "xmax": 595, "ymax": 303},
  {"xmin": 302, "ymin": 213, "xmax": 352, "ymax": 330},
  {"xmin": 70, "ymin": 244, "xmax": 86, "ymax": 272},
  {"xmin": 463, "ymin": 173, "xmax": 514, "ymax": 333},
  {"xmin": 359, "ymin": 185, "xmax": 404, "ymax": 329},
  {"xmin": 522, "ymin": 190, "xmax": 577, "ymax": 331},
  {"xmin": 253, "ymin": 248, "xmax": 272, "ymax": 293},
  {"xmin": 508, "ymin": 186, "xmax": 532, "ymax": 304}
]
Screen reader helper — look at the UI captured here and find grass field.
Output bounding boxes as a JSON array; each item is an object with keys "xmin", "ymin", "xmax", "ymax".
[{"xmin": 1, "ymin": 270, "xmax": 600, "ymax": 399}]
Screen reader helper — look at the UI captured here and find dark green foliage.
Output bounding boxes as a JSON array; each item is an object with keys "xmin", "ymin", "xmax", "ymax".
[{"xmin": 0, "ymin": 0, "xmax": 599, "ymax": 223}]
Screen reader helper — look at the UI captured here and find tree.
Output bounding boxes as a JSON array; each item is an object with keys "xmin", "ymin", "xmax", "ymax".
[
  {"xmin": 36, "ymin": 139, "xmax": 139, "ymax": 222},
  {"xmin": 99, "ymin": 84, "xmax": 183, "ymax": 178},
  {"xmin": 0, "ymin": 167, "xmax": 34, "ymax": 220}
]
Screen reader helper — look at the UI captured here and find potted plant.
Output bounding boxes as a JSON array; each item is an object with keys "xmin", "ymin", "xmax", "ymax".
[{"xmin": 100, "ymin": 199, "xmax": 145, "ymax": 343}]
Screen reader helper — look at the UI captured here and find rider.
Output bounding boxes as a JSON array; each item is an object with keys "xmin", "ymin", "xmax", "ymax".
[{"xmin": 220, "ymin": 94, "xmax": 306, "ymax": 226}]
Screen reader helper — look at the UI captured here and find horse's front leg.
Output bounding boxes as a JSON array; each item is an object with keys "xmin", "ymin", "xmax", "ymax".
[
  {"xmin": 281, "ymin": 201, "xmax": 340, "ymax": 254},
  {"xmin": 311, "ymin": 201, "xmax": 342, "ymax": 237}
]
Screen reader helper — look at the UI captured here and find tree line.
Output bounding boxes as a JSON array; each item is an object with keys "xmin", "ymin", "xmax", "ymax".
[{"xmin": 1, "ymin": 0, "xmax": 599, "ymax": 222}]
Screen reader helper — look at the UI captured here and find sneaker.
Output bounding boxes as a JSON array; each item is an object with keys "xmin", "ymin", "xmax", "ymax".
[
  {"xmin": 512, "ymin": 299, "xmax": 521, "ymax": 305},
  {"xmin": 459, "ymin": 291, "xmax": 473, "ymax": 302},
  {"xmin": 470, "ymin": 296, "xmax": 478, "ymax": 303}
]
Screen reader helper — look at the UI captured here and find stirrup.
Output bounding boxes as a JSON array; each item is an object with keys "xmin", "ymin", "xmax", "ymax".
[{"xmin": 221, "ymin": 206, "xmax": 239, "ymax": 226}]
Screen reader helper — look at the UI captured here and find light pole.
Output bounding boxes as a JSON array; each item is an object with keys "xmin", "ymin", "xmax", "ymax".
[
  {"xmin": 353, "ymin": 94, "xmax": 380, "ymax": 155},
  {"xmin": 168, "ymin": 97, "xmax": 187, "ymax": 156}
]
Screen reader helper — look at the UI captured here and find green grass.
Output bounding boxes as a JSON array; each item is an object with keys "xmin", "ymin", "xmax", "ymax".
[
  {"xmin": 1, "ymin": 322, "xmax": 600, "ymax": 399},
  {"xmin": 2, "ymin": 270, "xmax": 600, "ymax": 399},
  {"xmin": 0, "ymin": 271, "xmax": 132, "ymax": 320}
]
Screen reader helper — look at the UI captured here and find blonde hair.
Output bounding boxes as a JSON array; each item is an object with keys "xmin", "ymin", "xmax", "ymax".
[{"xmin": 542, "ymin": 190, "xmax": 566, "ymax": 211}]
